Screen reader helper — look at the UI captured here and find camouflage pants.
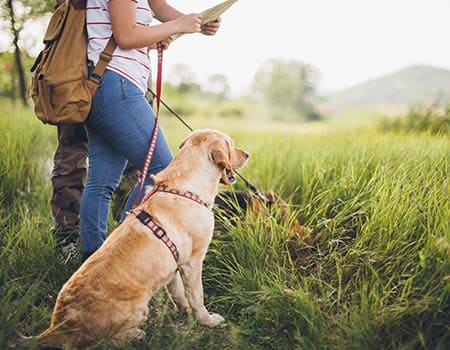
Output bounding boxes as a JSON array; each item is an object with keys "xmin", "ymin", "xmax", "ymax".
[{"xmin": 51, "ymin": 123, "xmax": 88, "ymax": 236}]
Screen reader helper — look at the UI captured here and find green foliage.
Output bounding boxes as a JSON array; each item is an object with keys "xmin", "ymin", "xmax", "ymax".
[
  {"xmin": 20, "ymin": 0, "xmax": 54, "ymax": 17},
  {"xmin": 252, "ymin": 58, "xmax": 321, "ymax": 121},
  {"xmin": 380, "ymin": 105, "xmax": 450, "ymax": 135},
  {"xmin": 0, "ymin": 52, "xmax": 35, "ymax": 98},
  {"xmin": 0, "ymin": 0, "xmax": 53, "ymax": 21},
  {"xmin": 1, "ymin": 0, "xmax": 54, "ymax": 106},
  {"xmin": 0, "ymin": 52, "xmax": 16, "ymax": 98},
  {"xmin": 167, "ymin": 66, "xmax": 233, "ymax": 102},
  {"xmin": 0, "ymin": 102, "xmax": 449, "ymax": 349},
  {"xmin": 161, "ymin": 59, "xmax": 323, "ymax": 122},
  {"xmin": 160, "ymin": 82, "xmax": 251, "ymax": 120},
  {"xmin": 205, "ymin": 74, "xmax": 230, "ymax": 101},
  {"xmin": 0, "ymin": 100, "xmax": 54, "ymax": 208}
]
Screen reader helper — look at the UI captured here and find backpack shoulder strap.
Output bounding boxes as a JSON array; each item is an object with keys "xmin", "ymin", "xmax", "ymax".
[{"xmin": 88, "ymin": 36, "xmax": 117, "ymax": 85}]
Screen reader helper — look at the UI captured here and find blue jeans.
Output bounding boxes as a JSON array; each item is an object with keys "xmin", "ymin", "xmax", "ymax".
[{"xmin": 79, "ymin": 69, "xmax": 173, "ymax": 254}]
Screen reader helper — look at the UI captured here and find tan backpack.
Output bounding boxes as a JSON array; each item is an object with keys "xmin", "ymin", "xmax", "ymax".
[{"xmin": 29, "ymin": 0, "xmax": 116, "ymax": 124}]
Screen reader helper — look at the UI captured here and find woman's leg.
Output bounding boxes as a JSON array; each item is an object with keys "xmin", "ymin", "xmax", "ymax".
[
  {"xmin": 120, "ymin": 125, "xmax": 173, "ymax": 220},
  {"xmin": 80, "ymin": 126, "xmax": 127, "ymax": 255},
  {"xmin": 92, "ymin": 72, "xmax": 173, "ymax": 220},
  {"xmin": 81, "ymin": 70, "xmax": 173, "ymax": 253}
]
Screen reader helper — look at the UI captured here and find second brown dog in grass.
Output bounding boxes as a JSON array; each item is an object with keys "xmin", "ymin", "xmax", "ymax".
[{"xmin": 214, "ymin": 191, "xmax": 314, "ymax": 263}]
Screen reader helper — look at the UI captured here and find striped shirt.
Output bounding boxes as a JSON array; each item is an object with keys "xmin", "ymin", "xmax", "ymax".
[{"xmin": 86, "ymin": 0, "xmax": 153, "ymax": 92}]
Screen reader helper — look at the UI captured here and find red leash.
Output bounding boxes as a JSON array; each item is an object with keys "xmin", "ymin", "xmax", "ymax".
[{"xmin": 132, "ymin": 43, "xmax": 164, "ymax": 208}]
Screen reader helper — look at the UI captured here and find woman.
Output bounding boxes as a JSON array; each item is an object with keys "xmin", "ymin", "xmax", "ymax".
[{"xmin": 80, "ymin": 0, "xmax": 220, "ymax": 260}]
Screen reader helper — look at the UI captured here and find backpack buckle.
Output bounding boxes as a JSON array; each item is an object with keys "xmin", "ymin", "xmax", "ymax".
[
  {"xmin": 89, "ymin": 73, "xmax": 102, "ymax": 84},
  {"xmin": 99, "ymin": 51, "xmax": 112, "ymax": 63}
]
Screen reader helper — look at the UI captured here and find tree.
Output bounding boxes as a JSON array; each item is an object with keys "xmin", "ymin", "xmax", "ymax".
[
  {"xmin": 252, "ymin": 58, "xmax": 321, "ymax": 121},
  {"xmin": 1, "ymin": 0, "xmax": 53, "ymax": 106},
  {"xmin": 168, "ymin": 64, "xmax": 201, "ymax": 95},
  {"xmin": 205, "ymin": 74, "xmax": 230, "ymax": 100}
]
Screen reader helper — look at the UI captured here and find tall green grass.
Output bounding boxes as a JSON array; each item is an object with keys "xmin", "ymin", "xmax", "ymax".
[
  {"xmin": 0, "ymin": 101, "xmax": 55, "ymax": 209},
  {"xmin": 0, "ymin": 102, "xmax": 449, "ymax": 349},
  {"xmin": 208, "ymin": 129, "xmax": 449, "ymax": 349},
  {"xmin": 0, "ymin": 101, "xmax": 75, "ymax": 347}
]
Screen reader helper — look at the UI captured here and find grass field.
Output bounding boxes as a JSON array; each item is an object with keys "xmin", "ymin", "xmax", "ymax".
[{"xmin": 0, "ymin": 100, "xmax": 449, "ymax": 349}]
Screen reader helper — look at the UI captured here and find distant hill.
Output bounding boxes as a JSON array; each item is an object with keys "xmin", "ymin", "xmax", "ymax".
[{"xmin": 324, "ymin": 65, "xmax": 450, "ymax": 113}]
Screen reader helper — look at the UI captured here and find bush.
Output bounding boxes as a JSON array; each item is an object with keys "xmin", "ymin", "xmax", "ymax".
[{"xmin": 380, "ymin": 105, "xmax": 450, "ymax": 135}]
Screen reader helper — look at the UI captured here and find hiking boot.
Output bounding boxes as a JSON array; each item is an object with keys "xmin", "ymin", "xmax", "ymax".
[
  {"xmin": 52, "ymin": 226, "xmax": 81, "ymax": 264},
  {"xmin": 59, "ymin": 240, "xmax": 81, "ymax": 263}
]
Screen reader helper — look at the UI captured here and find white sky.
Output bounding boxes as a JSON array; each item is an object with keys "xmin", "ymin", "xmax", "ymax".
[
  {"xmin": 2, "ymin": 0, "xmax": 450, "ymax": 95},
  {"xmin": 161, "ymin": 0, "xmax": 450, "ymax": 94}
]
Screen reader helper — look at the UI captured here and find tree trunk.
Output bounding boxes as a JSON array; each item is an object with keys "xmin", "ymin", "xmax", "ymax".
[
  {"xmin": 11, "ymin": 62, "xmax": 17, "ymax": 105},
  {"xmin": 7, "ymin": 0, "xmax": 28, "ymax": 107}
]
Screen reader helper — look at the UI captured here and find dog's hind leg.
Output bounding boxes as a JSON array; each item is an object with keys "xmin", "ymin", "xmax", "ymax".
[
  {"xmin": 167, "ymin": 271, "xmax": 191, "ymax": 314},
  {"xmin": 111, "ymin": 327, "xmax": 146, "ymax": 347}
]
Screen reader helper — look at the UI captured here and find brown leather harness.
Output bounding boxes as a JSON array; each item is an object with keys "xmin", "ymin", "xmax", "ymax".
[{"xmin": 130, "ymin": 185, "xmax": 210, "ymax": 263}]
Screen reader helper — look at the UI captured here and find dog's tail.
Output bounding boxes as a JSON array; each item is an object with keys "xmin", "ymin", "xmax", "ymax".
[
  {"xmin": 12, "ymin": 328, "xmax": 66, "ymax": 350},
  {"xmin": 35, "ymin": 327, "xmax": 67, "ymax": 349},
  {"xmin": 8, "ymin": 333, "xmax": 35, "ymax": 350}
]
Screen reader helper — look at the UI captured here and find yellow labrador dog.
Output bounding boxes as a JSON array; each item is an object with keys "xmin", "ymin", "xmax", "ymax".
[{"xmin": 33, "ymin": 129, "xmax": 248, "ymax": 348}]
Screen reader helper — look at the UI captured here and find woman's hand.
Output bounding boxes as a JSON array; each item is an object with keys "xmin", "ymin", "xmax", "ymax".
[
  {"xmin": 159, "ymin": 36, "xmax": 172, "ymax": 50},
  {"xmin": 174, "ymin": 13, "xmax": 202, "ymax": 34},
  {"xmin": 147, "ymin": 36, "xmax": 172, "ymax": 51},
  {"xmin": 201, "ymin": 18, "xmax": 221, "ymax": 36}
]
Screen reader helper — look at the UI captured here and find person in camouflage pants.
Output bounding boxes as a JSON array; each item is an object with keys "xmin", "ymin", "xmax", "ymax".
[{"xmin": 51, "ymin": 123, "xmax": 88, "ymax": 240}]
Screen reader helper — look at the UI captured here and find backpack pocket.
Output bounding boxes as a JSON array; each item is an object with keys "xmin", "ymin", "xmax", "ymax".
[
  {"xmin": 30, "ymin": 74, "xmax": 57, "ymax": 124},
  {"xmin": 45, "ymin": 66, "xmax": 92, "ymax": 124}
]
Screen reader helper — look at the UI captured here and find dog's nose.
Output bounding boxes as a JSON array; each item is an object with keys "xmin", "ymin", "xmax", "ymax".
[{"xmin": 244, "ymin": 151, "xmax": 249, "ymax": 159}]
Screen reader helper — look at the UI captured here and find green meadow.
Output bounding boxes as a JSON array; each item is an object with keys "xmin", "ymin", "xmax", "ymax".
[{"xmin": 0, "ymin": 100, "xmax": 449, "ymax": 349}]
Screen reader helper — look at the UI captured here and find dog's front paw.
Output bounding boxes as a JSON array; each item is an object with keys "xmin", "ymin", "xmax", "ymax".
[
  {"xmin": 134, "ymin": 328, "xmax": 146, "ymax": 340},
  {"xmin": 202, "ymin": 313, "xmax": 225, "ymax": 327}
]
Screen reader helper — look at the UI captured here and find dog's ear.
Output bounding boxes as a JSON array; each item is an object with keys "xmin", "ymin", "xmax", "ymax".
[
  {"xmin": 210, "ymin": 140, "xmax": 236, "ymax": 185},
  {"xmin": 210, "ymin": 141, "xmax": 232, "ymax": 171}
]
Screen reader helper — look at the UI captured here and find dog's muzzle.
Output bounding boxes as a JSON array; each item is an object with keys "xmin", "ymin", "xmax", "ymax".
[
  {"xmin": 227, "ymin": 172, "xmax": 236, "ymax": 184},
  {"xmin": 220, "ymin": 168, "xmax": 236, "ymax": 185}
]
